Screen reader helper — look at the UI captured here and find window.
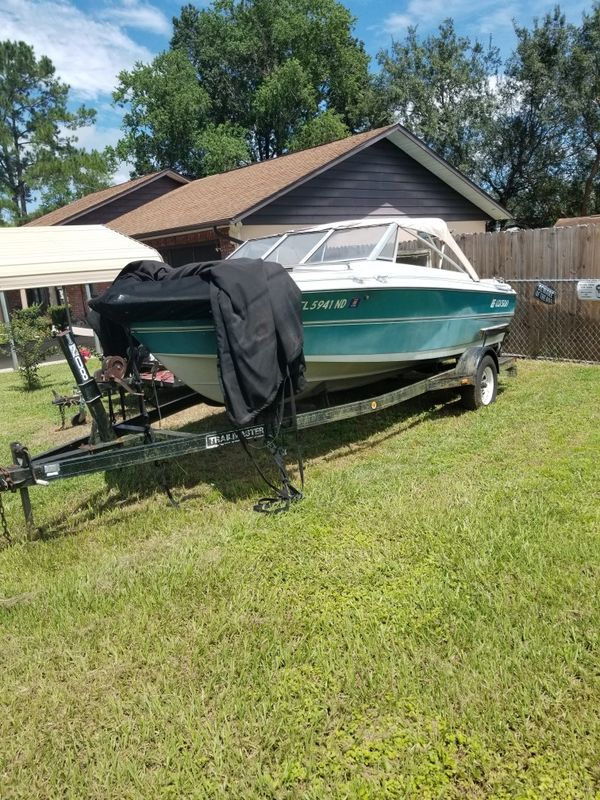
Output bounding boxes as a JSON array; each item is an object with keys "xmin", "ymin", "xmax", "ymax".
[
  {"xmin": 160, "ymin": 242, "xmax": 221, "ymax": 266},
  {"xmin": 377, "ymin": 226, "xmax": 398, "ymax": 261},
  {"xmin": 395, "ymin": 228, "xmax": 466, "ymax": 273}
]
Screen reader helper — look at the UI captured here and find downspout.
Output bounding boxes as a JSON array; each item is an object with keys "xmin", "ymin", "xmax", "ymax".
[{"xmin": 213, "ymin": 225, "xmax": 244, "ymax": 245}]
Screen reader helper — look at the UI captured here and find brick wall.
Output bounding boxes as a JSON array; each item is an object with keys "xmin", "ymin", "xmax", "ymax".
[
  {"xmin": 144, "ymin": 226, "xmax": 235, "ymax": 260},
  {"xmin": 64, "ymin": 282, "xmax": 111, "ymax": 324},
  {"xmin": 65, "ymin": 286, "xmax": 87, "ymax": 322},
  {"xmin": 5, "ymin": 290, "xmax": 22, "ymax": 313}
]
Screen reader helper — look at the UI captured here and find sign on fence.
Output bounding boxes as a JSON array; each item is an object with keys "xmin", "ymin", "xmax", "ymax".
[
  {"xmin": 534, "ymin": 283, "xmax": 557, "ymax": 304},
  {"xmin": 577, "ymin": 279, "xmax": 600, "ymax": 301}
]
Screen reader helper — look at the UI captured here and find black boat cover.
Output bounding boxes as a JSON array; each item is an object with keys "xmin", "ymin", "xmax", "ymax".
[{"xmin": 89, "ymin": 258, "xmax": 306, "ymax": 427}]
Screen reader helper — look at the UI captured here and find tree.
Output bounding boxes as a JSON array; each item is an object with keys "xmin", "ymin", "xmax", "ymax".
[
  {"xmin": 113, "ymin": 49, "xmax": 216, "ymax": 177},
  {"xmin": 32, "ymin": 147, "xmax": 117, "ymax": 218},
  {"xmin": 115, "ymin": 0, "xmax": 386, "ymax": 176},
  {"xmin": 196, "ymin": 123, "xmax": 251, "ymax": 175},
  {"xmin": 252, "ymin": 59, "xmax": 318, "ymax": 158},
  {"xmin": 0, "ymin": 40, "xmax": 114, "ymax": 224},
  {"xmin": 288, "ymin": 109, "xmax": 350, "ymax": 152},
  {"xmin": 481, "ymin": 8, "xmax": 575, "ymax": 226},
  {"xmin": 377, "ymin": 20, "xmax": 501, "ymax": 179},
  {"xmin": 375, "ymin": 11, "xmax": 584, "ymax": 227},
  {"xmin": 567, "ymin": 4, "xmax": 600, "ymax": 215}
]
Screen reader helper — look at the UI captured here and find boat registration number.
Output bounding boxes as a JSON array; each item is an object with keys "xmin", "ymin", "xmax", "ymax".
[
  {"xmin": 302, "ymin": 298, "xmax": 348, "ymax": 311},
  {"xmin": 490, "ymin": 298, "xmax": 510, "ymax": 308}
]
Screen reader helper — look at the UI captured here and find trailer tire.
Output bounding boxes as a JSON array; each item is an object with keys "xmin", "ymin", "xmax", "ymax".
[{"xmin": 460, "ymin": 354, "xmax": 498, "ymax": 410}]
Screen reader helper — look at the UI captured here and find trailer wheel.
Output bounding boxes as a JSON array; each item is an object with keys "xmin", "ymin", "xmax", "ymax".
[{"xmin": 460, "ymin": 355, "xmax": 498, "ymax": 410}]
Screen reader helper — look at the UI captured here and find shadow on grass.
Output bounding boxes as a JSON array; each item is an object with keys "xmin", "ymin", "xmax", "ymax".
[
  {"xmin": 25, "ymin": 383, "xmax": 480, "ymax": 541},
  {"xmin": 23, "ymin": 366, "xmax": 515, "ymax": 541}
]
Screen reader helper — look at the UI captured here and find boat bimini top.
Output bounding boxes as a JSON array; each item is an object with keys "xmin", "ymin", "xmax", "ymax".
[{"xmin": 228, "ymin": 217, "xmax": 480, "ymax": 282}]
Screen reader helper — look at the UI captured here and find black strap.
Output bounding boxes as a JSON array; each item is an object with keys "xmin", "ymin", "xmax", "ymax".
[
  {"xmin": 236, "ymin": 369, "xmax": 304, "ymax": 513},
  {"xmin": 287, "ymin": 371, "xmax": 305, "ymax": 492}
]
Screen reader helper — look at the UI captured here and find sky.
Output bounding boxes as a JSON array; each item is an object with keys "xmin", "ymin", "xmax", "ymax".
[{"xmin": 0, "ymin": 0, "xmax": 590, "ymax": 183}]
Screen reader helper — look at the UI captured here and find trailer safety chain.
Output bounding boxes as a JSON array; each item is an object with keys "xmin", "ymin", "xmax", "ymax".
[
  {"xmin": 0, "ymin": 494, "xmax": 11, "ymax": 544},
  {"xmin": 0, "ymin": 466, "xmax": 14, "ymax": 543}
]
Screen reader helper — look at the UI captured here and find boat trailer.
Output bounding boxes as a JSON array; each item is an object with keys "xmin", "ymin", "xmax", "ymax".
[{"xmin": 0, "ymin": 329, "xmax": 516, "ymax": 540}]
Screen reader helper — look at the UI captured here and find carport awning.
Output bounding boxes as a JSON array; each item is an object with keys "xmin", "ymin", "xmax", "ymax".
[{"xmin": 0, "ymin": 225, "xmax": 162, "ymax": 291}]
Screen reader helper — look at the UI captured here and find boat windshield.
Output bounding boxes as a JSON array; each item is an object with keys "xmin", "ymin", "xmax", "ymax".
[
  {"xmin": 267, "ymin": 231, "xmax": 326, "ymax": 265},
  {"xmin": 228, "ymin": 224, "xmax": 393, "ymax": 265},
  {"xmin": 305, "ymin": 224, "xmax": 391, "ymax": 264},
  {"xmin": 395, "ymin": 226, "xmax": 468, "ymax": 274},
  {"xmin": 229, "ymin": 235, "xmax": 282, "ymax": 260},
  {"xmin": 227, "ymin": 222, "xmax": 471, "ymax": 275}
]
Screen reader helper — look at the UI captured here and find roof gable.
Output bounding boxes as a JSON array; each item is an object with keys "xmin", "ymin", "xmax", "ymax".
[
  {"xmin": 244, "ymin": 138, "xmax": 490, "ymax": 225},
  {"xmin": 26, "ymin": 169, "xmax": 189, "ymax": 228},
  {"xmin": 105, "ymin": 126, "xmax": 399, "ymax": 237}
]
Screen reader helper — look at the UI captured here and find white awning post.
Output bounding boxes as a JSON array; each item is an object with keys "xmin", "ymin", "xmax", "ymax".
[
  {"xmin": 84, "ymin": 284, "xmax": 103, "ymax": 355},
  {"xmin": 0, "ymin": 291, "xmax": 19, "ymax": 371},
  {"xmin": 62, "ymin": 287, "xmax": 74, "ymax": 330}
]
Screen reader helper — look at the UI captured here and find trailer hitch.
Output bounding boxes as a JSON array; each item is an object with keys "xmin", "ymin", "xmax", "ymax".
[{"xmin": 0, "ymin": 465, "xmax": 13, "ymax": 492}]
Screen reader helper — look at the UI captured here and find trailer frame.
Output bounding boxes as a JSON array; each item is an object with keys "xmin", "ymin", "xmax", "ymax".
[{"xmin": 0, "ymin": 331, "xmax": 516, "ymax": 536}]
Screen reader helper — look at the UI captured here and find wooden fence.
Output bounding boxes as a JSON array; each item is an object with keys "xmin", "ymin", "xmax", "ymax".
[
  {"xmin": 454, "ymin": 223, "xmax": 600, "ymax": 281},
  {"xmin": 454, "ymin": 225, "xmax": 600, "ymax": 363}
]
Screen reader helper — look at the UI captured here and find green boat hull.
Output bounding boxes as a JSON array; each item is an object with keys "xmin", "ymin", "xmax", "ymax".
[{"xmin": 132, "ymin": 286, "xmax": 516, "ymax": 401}]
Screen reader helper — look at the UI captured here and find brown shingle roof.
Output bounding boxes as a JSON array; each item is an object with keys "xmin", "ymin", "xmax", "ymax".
[
  {"xmin": 107, "ymin": 125, "xmax": 398, "ymax": 237},
  {"xmin": 27, "ymin": 169, "xmax": 189, "ymax": 227}
]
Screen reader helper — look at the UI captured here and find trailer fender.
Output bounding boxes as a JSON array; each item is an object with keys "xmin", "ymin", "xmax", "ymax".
[{"xmin": 455, "ymin": 346, "xmax": 499, "ymax": 381}]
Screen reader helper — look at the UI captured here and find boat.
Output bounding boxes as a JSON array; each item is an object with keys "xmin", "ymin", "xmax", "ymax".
[{"xmin": 122, "ymin": 218, "xmax": 516, "ymax": 403}]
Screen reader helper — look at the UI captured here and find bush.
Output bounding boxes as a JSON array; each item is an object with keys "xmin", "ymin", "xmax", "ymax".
[
  {"xmin": 47, "ymin": 303, "xmax": 71, "ymax": 330},
  {"xmin": 0, "ymin": 304, "xmax": 52, "ymax": 390}
]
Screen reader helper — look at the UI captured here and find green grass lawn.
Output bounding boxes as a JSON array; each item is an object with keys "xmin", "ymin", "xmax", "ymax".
[{"xmin": 1, "ymin": 360, "xmax": 599, "ymax": 799}]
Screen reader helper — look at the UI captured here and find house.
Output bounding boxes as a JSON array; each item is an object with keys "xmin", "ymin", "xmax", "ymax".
[{"xmin": 24, "ymin": 122, "xmax": 508, "ymax": 321}]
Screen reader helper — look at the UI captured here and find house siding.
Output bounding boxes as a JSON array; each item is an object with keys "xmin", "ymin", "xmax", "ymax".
[
  {"xmin": 243, "ymin": 140, "xmax": 490, "ymax": 225},
  {"xmin": 65, "ymin": 176, "xmax": 184, "ymax": 226}
]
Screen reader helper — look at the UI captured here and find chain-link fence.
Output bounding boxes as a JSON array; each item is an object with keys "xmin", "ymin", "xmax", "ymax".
[{"xmin": 503, "ymin": 279, "xmax": 600, "ymax": 363}]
